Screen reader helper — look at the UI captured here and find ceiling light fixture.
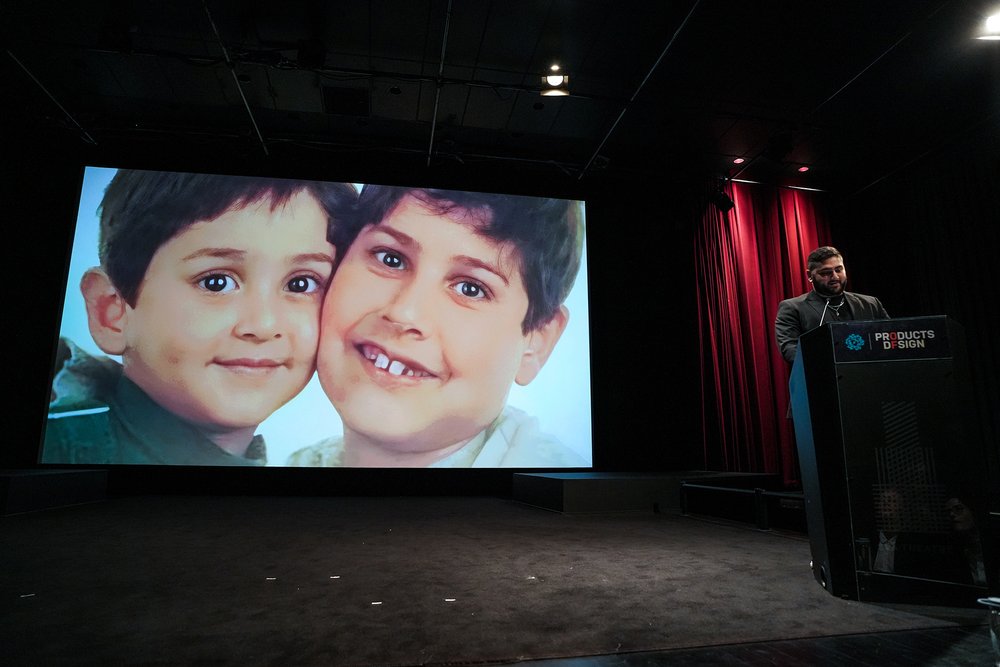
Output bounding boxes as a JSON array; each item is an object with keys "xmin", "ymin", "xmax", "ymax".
[
  {"xmin": 798, "ymin": 166, "xmax": 810, "ymax": 173},
  {"xmin": 541, "ymin": 64, "xmax": 569, "ymax": 96},
  {"xmin": 733, "ymin": 157, "xmax": 745, "ymax": 164},
  {"xmin": 977, "ymin": 13, "xmax": 1000, "ymax": 39}
]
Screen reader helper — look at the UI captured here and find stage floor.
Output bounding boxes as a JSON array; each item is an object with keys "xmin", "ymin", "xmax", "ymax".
[{"xmin": 1, "ymin": 495, "xmax": 990, "ymax": 666}]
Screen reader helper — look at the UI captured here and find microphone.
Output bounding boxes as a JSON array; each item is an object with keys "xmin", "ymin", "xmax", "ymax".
[{"xmin": 818, "ymin": 298, "xmax": 830, "ymax": 327}]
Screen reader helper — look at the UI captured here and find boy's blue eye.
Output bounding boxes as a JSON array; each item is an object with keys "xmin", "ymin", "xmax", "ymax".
[
  {"xmin": 287, "ymin": 276, "xmax": 320, "ymax": 293},
  {"xmin": 374, "ymin": 250, "xmax": 404, "ymax": 269},
  {"xmin": 200, "ymin": 274, "xmax": 235, "ymax": 293}
]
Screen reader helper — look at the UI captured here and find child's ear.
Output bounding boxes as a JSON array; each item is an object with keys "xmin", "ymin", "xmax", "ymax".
[
  {"xmin": 515, "ymin": 306, "xmax": 569, "ymax": 386},
  {"xmin": 80, "ymin": 268, "xmax": 129, "ymax": 355}
]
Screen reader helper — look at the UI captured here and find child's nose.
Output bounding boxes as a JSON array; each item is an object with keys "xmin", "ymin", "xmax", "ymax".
[
  {"xmin": 235, "ymin": 292, "xmax": 281, "ymax": 340},
  {"xmin": 382, "ymin": 278, "xmax": 433, "ymax": 338}
]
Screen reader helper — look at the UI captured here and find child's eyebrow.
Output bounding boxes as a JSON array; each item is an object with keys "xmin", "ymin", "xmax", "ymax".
[
  {"xmin": 454, "ymin": 255, "xmax": 510, "ymax": 286},
  {"xmin": 293, "ymin": 252, "xmax": 335, "ymax": 265},
  {"xmin": 371, "ymin": 224, "xmax": 418, "ymax": 249},
  {"xmin": 180, "ymin": 248, "xmax": 334, "ymax": 265},
  {"xmin": 370, "ymin": 224, "xmax": 510, "ymax": 285},
  {"xmin": 182, "ymin": 247, "xmax": 246, "ymax": 262}
]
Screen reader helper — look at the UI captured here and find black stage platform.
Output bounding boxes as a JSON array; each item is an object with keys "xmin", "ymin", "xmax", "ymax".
[
  {"xmin": 0, "ymin": 469, "xmax": 107, "ymax": 515},
  {"xmin": 511, "ymin": 470, "xmax": 780, "ymax": 513}
]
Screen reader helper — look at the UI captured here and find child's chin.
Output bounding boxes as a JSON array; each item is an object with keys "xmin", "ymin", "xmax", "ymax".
[
  {"xmin": 201, "ymin": 416, "xmax": 267, "ymax": 432},
  {"xmin": 201, "ymin": 403, "xmax": 281, "ymax": 431},
  {"xmin": 352, "ymin": 421, "xmax": 480, "ymax": 454}
]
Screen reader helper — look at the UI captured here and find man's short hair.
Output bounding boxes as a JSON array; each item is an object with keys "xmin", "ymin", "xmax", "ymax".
[
  {"xmin": 342, "ymin": 186, "xmax": 584, "ymax": 334},
  {"xmin": 806, "ymin": 246, "xmax": 843, "ymax": 273},
  {"xmin": 98, "ymin": 170, "xmax": 356, "ymax": 306}
]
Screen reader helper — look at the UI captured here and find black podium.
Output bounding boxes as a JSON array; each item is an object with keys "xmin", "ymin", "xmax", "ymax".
[{"xmin": 790, "ymin": 316, "xmax": 991, "ymax": 605}]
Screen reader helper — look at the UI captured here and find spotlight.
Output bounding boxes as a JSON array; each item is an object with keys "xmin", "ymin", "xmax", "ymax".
[
  {"xmin": 711, "ymin": 187, "xmax": 735, "ymax": 213},
  {"xmin": 797, "ymin": 166, "xmax": 810, "ymax": 173},
  {"xmin": 977, "ymin": 13, "xmax": 1000, "ymax": 39},
  {"xmin": 541, "ymin": 64, "xmax": 569, "ymax": 96}
]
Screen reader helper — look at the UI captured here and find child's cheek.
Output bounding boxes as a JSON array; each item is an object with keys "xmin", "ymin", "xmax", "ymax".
[{"xmin": 292, "ymin": 301, "xmax": 323, "ymax": 360}]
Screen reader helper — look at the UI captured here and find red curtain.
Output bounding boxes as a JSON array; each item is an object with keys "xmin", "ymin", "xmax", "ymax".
[{"xmin": 694, "ymin": 180, "xmax": 830, "ymax": 487}]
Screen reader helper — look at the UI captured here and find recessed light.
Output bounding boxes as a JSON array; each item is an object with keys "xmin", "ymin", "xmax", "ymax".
[
  {"xmin": 978, "ymin": 13, "xmax": 1000, "ymax": 39},
  {"xmin": 797, "ymin": 166, "xmax": 810, "ymax": 173},
  {"xmin": 733, "ymin": 158, "xmax": 745, "ymax": 164},
  {"xmin": 541, "ymin": 63, "xmax": 569, "ymax": 96}
]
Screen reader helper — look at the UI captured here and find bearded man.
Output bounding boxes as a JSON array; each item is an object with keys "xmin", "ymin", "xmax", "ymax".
[{"xmin": 775, "ymin": 246, "xmax": 889, "ymax": 364}]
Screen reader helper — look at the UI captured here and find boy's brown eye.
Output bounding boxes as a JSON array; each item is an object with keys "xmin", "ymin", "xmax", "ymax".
[
  {"xmin": 201, "ymin": 275, "xmax": 233, "ymax": 292},
  {"xmin": 374, "ymin": 250, "xmax": 404, "ymax": 269},
  {"xmin": 286, "ymin": 276, "xmax": 320, "ymax": 293},
  {"xmin": 454, "ymin": 281, "xmax": 488, "ymax": 299}
]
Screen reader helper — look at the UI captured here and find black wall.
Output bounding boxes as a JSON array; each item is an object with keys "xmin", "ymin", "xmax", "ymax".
[{"xmin": 833, "ymin": 128, "xmax": 1000, "ymax": 489}]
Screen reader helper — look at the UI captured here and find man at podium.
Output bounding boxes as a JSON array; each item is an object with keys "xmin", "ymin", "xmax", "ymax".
[{"xmin": 775, "ymin": 246, "xmax": 889, "ymax": 364}]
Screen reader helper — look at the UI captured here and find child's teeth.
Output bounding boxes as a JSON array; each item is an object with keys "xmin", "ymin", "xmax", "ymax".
[{"xmin": 368, "ymin": 348, "xmax": 424, "ymax": 377}]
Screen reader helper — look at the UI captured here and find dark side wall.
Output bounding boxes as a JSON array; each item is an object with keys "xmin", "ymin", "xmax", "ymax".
[
  {"xmin": 831, "ymin": 128, "xmax": 1000, "ymax": 483},
  {"xmin": 2, "ymin": 132, "xmax": 705, "ymax": 493}
]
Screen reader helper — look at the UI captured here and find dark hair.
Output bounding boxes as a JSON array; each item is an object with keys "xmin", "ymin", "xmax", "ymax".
[
  {"xmin": 98, "ymin": 170, "xmax": 357, "ymax": 306},
  {"xmin": 340, "ymin": 186, "xmax": 583, "ymax": 333},
  {"xmin": 806, "ymin": 246, "xmax": 843, "ymax": 273}
]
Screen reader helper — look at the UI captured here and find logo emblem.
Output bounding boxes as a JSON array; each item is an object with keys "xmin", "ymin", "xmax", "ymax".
[{"xmin": 845, "ymin": 333, "xmax": 865, "ymax": 351}]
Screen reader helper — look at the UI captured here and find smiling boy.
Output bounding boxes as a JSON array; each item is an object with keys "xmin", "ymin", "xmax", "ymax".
[
  {"xmin": 43, "ymin": 170, "xmax": 356, "ymax": 465},
  {"xmin": 287, "ymin": 185, "xmax": 586, "ymax": 467}
]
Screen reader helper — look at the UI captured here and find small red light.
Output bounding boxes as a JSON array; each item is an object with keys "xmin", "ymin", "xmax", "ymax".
[
  {"xmin": 733, "ymin": 158, "xmax": 745, "ymax": 164},
  {"xmin": 798, "ymin": 166, "xmax": 810, "ymax": 173}
]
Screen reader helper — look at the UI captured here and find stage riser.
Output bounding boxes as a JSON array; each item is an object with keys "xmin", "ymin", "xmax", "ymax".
[
  {"xmin": 512, "ymin": 472, "xmax": 777, "ymax": 514},
  {"xmin": 680, "ymin": 483, "xmax": 807, "ymax": 532},
  {"xmin": 1, "ymin": 470, "xmax": 108, "ymax": 515}
]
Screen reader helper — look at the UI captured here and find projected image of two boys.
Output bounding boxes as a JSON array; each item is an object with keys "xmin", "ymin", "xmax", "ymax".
[{"xmin": 41, "ymin": 167, "xmax": 592, "ymax": 469}]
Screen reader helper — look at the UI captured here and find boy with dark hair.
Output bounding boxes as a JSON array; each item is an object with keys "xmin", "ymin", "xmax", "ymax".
[
  {"xmin": 287, "ymin": 185, "xmax": 586, "ymax": 467},
  {"xmin": 43, "ymin": 169, "xmax": 357, "ymax": 465}
]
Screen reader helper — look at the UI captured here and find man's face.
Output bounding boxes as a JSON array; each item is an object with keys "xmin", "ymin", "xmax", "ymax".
[
  {"xmin": 946, "ymin": 498, "xmax": 975, "ymax": 532},
  {"xmin": 809, "ymin": 256, "xmax": 847, "ymax": 297},
  {"xmin": 317, "ymin": 194, "xmax": 533, "ymax": 455},
  {"xmin": 121, "ymin": 190, "xmax": 334, "ymax": 431}
]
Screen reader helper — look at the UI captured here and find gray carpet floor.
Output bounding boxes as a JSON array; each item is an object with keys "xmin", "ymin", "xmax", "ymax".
[{"xmin": 0, "ymin": 495, "xmax": 986, "ymax": 666}]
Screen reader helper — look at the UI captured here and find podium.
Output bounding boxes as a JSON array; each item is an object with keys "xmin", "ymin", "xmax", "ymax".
[{"xmin": 790, "ymin": 316, "xmax": 991, "ymax": 604}]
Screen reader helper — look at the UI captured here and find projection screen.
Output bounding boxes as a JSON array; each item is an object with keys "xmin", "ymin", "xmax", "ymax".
[{"xmin": 40, "ymin": 166, "xmax": 592, "ymax": 468}]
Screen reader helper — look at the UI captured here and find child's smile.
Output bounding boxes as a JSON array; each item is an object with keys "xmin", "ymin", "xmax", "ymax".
[
  {"xmin": 120, "ymin": 190, "xmax": 334, "ymax": 431},
  {"xmin": 357, "ymin": 342, "xmax": 437, "ymax": 379},
  {"xmin": 317, "ymin": 194, "xmax": 536, "ymax": 459},
  {"xmin": 212, "ymin": 355, "xmax": 290, "ymax": 377}
]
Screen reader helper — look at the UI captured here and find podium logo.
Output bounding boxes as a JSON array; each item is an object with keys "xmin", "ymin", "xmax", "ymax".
[
  {"xmin": 844, "ymin": 333, "xmax": 866, "ymax": 351},
  {"xmin": 873, "ymin": 330, "xmax": 936, "ymax": 349}
]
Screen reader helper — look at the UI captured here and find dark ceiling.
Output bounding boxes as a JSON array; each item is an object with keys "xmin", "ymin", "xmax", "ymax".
[{"xmin": 4, "ymin": 0, "xmax": 998, "ymax": 193}]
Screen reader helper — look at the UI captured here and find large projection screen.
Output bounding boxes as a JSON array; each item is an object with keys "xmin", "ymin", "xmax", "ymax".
[{"xmin": 40, "ymin": 166, "xmax": 592, "ymax": 468}]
